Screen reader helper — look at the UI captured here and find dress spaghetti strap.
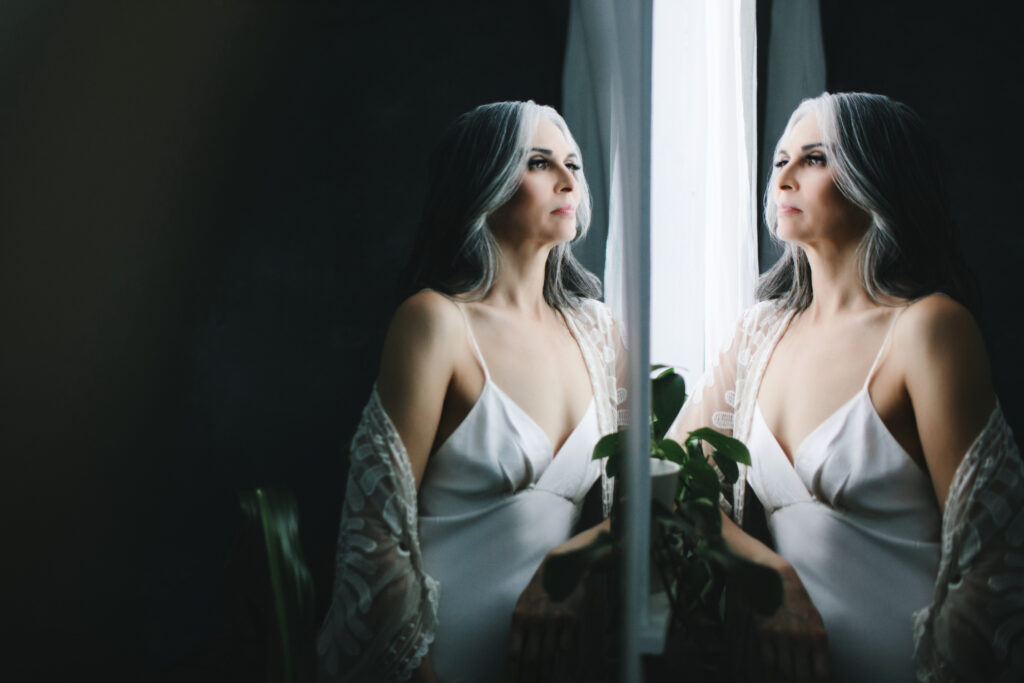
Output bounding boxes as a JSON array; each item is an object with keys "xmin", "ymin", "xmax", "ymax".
[
  {"xmin": 863, "ymin": 306, "xmax": 908, "ymax": 390},
  {"xmin": 452, "ymin": 302, "xmax": 491, "ymax": 381}
]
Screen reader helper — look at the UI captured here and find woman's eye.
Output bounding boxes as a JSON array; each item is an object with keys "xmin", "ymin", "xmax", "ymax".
[
  {"xmin": 527, "ymin": 157, "xmax": 549, "ymax": 170},
  {"xmin": 773, "ymin": 158, "xmax": 788, "ymax": 169},
  {"xmin": 566, "ymin": 162, "xmax": 582, "ymax": 172},
  {"xmin": 805, "ymin": 154, "xmax": 827, "ymax": 166}
]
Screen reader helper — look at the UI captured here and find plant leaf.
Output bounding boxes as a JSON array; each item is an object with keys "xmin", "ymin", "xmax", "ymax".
[
  {"xmin": 685, "ymin": 439, "xmax": 705, "ymax": 461},
  {"xmin": 712, "ymin": 451, "xmax": 739, "ymax": 484},
  {"xmin": 231, "ymin": 488, "xmax": 316, "ymax": 682},
  {"xmin": 652, "ymin": 371, "xmax": 686, "ymax": 439},
  {"xmin": 680, "ymin": 457, "xmax": 720, "ymax": 501},
  {"xmin": 592, "ymin": 431, "xmax": 623, "ymax": 477},
  {"xmin": 688, "ymin": 427, "xmax": 751, "ymax": 465},
  {"xmin": 657, "ymin": 438, "xmax": 686, "ymax": 465}
]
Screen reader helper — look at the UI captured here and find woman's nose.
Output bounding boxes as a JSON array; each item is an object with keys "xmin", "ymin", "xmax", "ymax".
[
  {"xmin": 557, "ymin": 164, "xmax": 576, "ymax": 193},
  {"xmin": 776, "ymin": 163, "xmax": 796, "ymax": 191}
]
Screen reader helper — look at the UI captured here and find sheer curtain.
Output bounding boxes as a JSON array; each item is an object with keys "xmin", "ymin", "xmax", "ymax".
[
  {"xmin": 563, "ymin": 0, "xmax": 759, "ymax": 677},
  {"xmin": 562, "ymin": 0, "xmax": 655, "ymax": 677},
  {"xmin": 650, "ymin": 0, "xmax": 758, "ymax": 389}
]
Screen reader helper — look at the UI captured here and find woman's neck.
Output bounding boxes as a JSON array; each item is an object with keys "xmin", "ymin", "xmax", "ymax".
[
  {"xmin": 802, "ymin": 240, "xmax": 874, "ymax": 321},
  {"xmin": 482, "ymin": 240, "xmax": 553, "ymax": 318}
]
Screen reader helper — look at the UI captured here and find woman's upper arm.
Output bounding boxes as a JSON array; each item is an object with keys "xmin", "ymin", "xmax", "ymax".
[
  {"xmin": 376, "ymin": 292, "xmax": 462, "ymax": 487},
  {"xmin": 903, "ymin": 295, "xmax": 996, "ymax": 511},
  {"xmin": 666, "ymin": 314, "xmax": 746, "ymax": 444}
]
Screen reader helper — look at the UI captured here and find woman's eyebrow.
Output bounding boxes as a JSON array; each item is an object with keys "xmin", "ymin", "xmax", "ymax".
[
  {"xmin": 529, "ymin": 147, "xmax": 579, "ymax": 161},
  {"xmin": 776, "ymin": 142, "xmax": 823, "ymax": 155},
  {"xmin": 528, "ymin": 145, "xmax": 577, "ymax": 158}
]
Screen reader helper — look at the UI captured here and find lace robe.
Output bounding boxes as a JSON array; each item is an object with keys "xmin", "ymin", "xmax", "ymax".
[
  {"xmin": 316, "ymin": 299, "xmax": 626, "ymax": 682},
  {"xmin": 674, "ymin": 300, "xmax": 1024, "ymax": 681}
]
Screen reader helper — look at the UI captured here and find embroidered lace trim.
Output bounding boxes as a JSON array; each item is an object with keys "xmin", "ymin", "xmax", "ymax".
[
  {"xmin": 563, "ymin": 299, "xmax": 629, "ymax": 516},
  {"xmin": 316, "ymin": 390, "xmax": 440, "ymax": 682},
  {"xmin": 911, "ymin": 404, "xmax": 1024, "ymax": 682},
  {"xmin": 673, "ymin": 301, "xmax": 789, "ymax": 521}
]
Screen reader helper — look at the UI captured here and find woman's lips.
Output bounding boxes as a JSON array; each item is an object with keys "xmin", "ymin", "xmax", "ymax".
[
  {"xmin": 778, "ymin": 204, "xmax": 802, "ymax": 215},
  {"xmin": 552, "ymin": 206, "xmax": 576, "ymax": 216}
]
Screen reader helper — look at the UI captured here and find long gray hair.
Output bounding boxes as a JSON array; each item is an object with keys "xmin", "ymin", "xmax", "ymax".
[
  {"xmin": 758, "ymin": 92, "xmax": 979, "ymax": 312},
  {"xmin": 403, "ymin": 100, "xmax": 601, "ymax": 308}
]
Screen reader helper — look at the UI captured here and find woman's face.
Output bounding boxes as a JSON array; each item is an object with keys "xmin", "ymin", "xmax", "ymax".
[
  {"xmin": 489, "ymin": 116, "xmax": 581, "ymax": 246},
  {"xmin": 772, "ymin": 112, "xmax": 869, "ymax": 248}
]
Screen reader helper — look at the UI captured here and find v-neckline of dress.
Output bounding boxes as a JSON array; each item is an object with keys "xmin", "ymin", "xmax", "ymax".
[
  {"xmin": 485, "ymin": 381, "xmax": 596, "ymax": 459},
  {"xmin": 754, "ymin": 304, "xmax": 907, "ymax": 465},
  {"xmin": 755, "ymin": 389, "xmax": 866, "ymax": 466},
  {"xmin": 458, "ymin": 303, "xmax": 597, "ymax": 459}
]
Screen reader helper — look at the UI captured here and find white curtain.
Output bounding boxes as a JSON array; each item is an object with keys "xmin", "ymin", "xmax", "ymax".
[
  {"xmin": 562, "ymin": 0, "xmax": 762, "ymax": 675},
  {"xmin": 649, "ymin": 0, "xmax": 758, "ymax": 390}
]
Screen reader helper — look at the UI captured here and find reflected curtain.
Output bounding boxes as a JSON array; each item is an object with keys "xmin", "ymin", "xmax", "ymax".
[
  {"xmin": 561, "ymin": 0, "xmax": 647, "ymax": 338},
  {"xmin": 757, "ymin": 0, "xmax": 826, "ymax": 270}
]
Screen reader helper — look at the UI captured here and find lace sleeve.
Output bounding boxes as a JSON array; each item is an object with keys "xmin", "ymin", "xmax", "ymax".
[
  {"xmin": 912, "ymin": 403, "xmax": 1024, "ymax": 682},
  {"xmin": 667, "ymin": 302, "xmax": 785, "ymax": 520},
  {"xmin": 565, "ymin": 299, "xmax": 629, "ymax": 516},
  {"xmin": 316, "ymin": 389, "xmax": 440, "ymax": 683}
]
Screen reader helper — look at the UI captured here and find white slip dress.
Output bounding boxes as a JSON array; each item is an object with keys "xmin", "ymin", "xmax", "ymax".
[
  {"xmin": 746, "ymin": 310, "xmax": 941, "ymax": 682},
  {"xmin": 417, "ymin": 305, "xmax": 603, "ymax": 683}
]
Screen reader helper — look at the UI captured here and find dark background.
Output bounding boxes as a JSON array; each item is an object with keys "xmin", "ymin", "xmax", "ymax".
[{"xmin": 2, "ymin": 1, "xmax": 1020, "ymax": 680}]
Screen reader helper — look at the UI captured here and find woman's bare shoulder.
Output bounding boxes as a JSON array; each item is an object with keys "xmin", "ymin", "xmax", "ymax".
[
  {"xmin": 897, "ymin": 293, "xmax": 985, "ymax": 360},
  {"xmin": 377, "ymin": 292, "xmax": 466, "ymax": 423},
  {"xmin": 897, "ymin": 292, "xmax": 993, "ymax": 406},
  {"xmin": 388, "ymin": 290, "xmax": 466, "ymax": 344}
]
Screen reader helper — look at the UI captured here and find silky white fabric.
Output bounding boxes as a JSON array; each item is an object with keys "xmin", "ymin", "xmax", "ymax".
[
  {"xmin": 746, "ymin": 313, "xmax": 940, "ymax": 682},
  {"xmin": 419, "ymin": 308, "xmax": 601, "ymax": 681},
  {"xmin": 672, "ymin": 299, "xmax": 1024, "ymax": 681},
  {"xmin": 317, "ymin": 299, "xmax": 626, "ymax": 682}
]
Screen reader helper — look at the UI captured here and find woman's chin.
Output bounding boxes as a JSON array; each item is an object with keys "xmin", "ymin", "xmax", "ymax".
[
  {"xmin": 774, "ymin": 222, "xmax": 806, "ymax": 245},
  {"xmin": 545, "ymin": 223, "xmax": 579, "ymax": 245}
]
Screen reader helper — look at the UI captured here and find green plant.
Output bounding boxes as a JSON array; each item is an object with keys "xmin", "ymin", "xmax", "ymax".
[
  {"xmin": 226, "ymin": 487, "xmax": 316, "ymax": 683},
  {"xmin": 543, "ymin": 365, "xmax": 781, "ymax": 664}
]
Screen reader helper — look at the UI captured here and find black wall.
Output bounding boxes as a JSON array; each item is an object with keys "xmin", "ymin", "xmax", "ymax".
[
  {"xmin": 2, "ymin": 1, "xmax": 569, "ymax": 679},
  {"xmin": 3, "ymin": 2, "xmax": 1021, "ymax": 680},
  {"xmin": 817, "ymin": 2, "xmax": 1024, "ymax": 440}
]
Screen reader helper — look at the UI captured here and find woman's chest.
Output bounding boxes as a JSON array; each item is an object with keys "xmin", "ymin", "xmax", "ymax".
[
  {"xmin": 756, "ymin": 320, "xmax": 923, "ymax": 468},
  {"xmin": 473, "ymin": 320, "xmax": 594, "ymax": 443}
]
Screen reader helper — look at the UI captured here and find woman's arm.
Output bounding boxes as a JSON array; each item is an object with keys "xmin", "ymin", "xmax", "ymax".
[
  {"xmin": 906, "ymin": 298, "xmax": 1023, "ymax": 681},
  {"xmin": 720, "ymin": 510, "xmax": 830, "ymax": 682},
  {"xmin": 507, "ymin": 518, "xmax": 613, "ymax": 683},
  {"xmin": 377, "ymin": 292, "xmax": 464, "ymax": 682},
  {"xmin": 376, "ymin": 290, "xmax": 464, "ymax": 487},
  {"xmin": 318, "ymin": 291, "xmax": 462, "ymax": 683},
  {"xmin": 665, "ymin": 305, "xmax": 755, "ymax": 447},
  {"xmin": 901, "ymin": 294, "xmax": 995, "ymax": 511}
]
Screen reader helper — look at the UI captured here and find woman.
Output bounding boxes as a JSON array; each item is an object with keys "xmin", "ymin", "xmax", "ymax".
[
  {"xmin": 670, "ymin": 92, "xmax": 1022, "ymax": 682},
  {"xmin": 316, "ymin": 101, "xmax": 625, "ymax": 683}
]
